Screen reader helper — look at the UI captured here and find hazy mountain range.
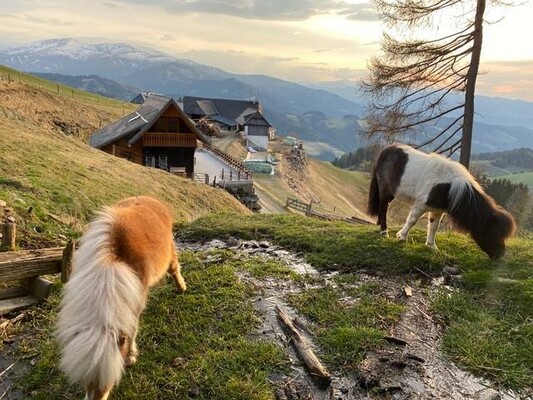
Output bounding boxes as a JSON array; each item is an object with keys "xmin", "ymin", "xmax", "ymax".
[{"xmin": 1, "ymin": 38, "xmax": 532, "ymax": 159}]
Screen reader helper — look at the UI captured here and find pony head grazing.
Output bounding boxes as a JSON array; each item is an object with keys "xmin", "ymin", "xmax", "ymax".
[
  {"xmin": 449, "ymin": 187, "xmax": 517, "ymax": 259},
  {"xmin": 470, "ymin": 202, "xmax": 516, "ymax": 259}
]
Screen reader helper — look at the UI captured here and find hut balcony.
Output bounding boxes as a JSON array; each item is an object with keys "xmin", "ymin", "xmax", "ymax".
[{"xmin": 143, "ymin": 133, "xmax": 197, "ymax": 148}]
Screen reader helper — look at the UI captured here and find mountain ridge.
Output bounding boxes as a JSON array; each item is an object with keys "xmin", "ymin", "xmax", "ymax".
[{"xmin": 2, "ymin": 38, "xmax": 531, "ymax": 157}]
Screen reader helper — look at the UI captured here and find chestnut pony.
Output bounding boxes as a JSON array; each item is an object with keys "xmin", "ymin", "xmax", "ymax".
[
  {"xmin": 367, "ymin": 144, "xmax": 516, "ymax": 259},
  {"xmin": 56, "ymin": 196, "xmax": 186, "ymax": 400}
]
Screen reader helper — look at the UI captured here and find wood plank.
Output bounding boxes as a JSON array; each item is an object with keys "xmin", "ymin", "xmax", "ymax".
[
  {"xmin": 0, "ymin": 247, "xmax": 64, "ymax": 263},
  {"xmin": 0, "ymin": 296, "xmax": 38, "ymax": 315},
  {"xmin": 0, "ymin": 287, "xmax": 29, "ymax": 301},
  {"xmin": 0, "ymin": 248, "xmax": 63, "ymax": 282}
]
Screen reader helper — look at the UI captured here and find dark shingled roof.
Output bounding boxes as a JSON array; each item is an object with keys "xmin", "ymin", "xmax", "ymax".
[
  {"xmin": 243, "ymin": 110, "xmax": 271, "ymax": 127},
  {"xmin": 183, "ymin": 96, "xmax": 260, "ymax": 122},
  {"xmin": 90, "ymin": 94, "xmax": 210, "ymax": 149}
]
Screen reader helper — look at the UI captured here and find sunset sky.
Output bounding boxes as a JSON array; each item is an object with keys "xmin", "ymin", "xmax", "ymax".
[{"xmin": 1, "ymin": 0, "xmax": 532, "ymax": 101}]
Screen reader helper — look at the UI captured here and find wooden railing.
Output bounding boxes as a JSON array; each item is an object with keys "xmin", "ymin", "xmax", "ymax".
[
  {"xmin": 143, "ymin": 133, "xmax": 197, "ymax": 148},
  {"xmin": 202, "ymin": 142, "xmax": 252, "ymax": 178},
  {"xmin": 286, "ymin": 198, "xmax": 312, "ymax": 215}
]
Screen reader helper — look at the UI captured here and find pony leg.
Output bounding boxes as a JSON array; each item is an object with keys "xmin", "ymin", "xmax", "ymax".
[
  {"xmin": 425, "ymin": 212, "xmax": 444, "ymax": 249},
  {"xmin": 378, "ymin": 198, "xmax": 390, "ymax": 236},
  {"xmin": 396, "ymin": 204, "xmax": 427, "ymax": 241},
  {"xmin": 168, "ymin": 251, "xmax": 187, "ymax": 293},
  {"xmin": 123, "ymin": 328, "xmax": 139, "ymax": 367},
  {"xmin": 85, "ymin": 382, "xmax": 113, "ymax": 400}
]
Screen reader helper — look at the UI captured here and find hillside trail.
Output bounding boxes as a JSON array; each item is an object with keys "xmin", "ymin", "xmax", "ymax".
[{"xmin": 180, "ymin": 238, "xmax": 523, "ymax": 400}]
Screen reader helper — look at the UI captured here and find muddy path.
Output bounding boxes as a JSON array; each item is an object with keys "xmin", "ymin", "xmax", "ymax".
[{"xmin": 180, "ymin": 239, "xmax": 524, "ymax": 400}]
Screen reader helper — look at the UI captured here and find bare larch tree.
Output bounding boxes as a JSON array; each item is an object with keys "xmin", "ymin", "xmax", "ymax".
[{"xmin": 362, "ymin": 0, "xmax": 489, "ymax": 168}]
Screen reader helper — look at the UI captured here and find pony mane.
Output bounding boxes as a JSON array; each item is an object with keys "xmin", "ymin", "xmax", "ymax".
[{"xmin": 446, "ymin": 180, "xmax": 516, "ymax": 257}]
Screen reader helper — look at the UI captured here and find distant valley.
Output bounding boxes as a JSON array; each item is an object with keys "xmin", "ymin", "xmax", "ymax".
[{"xmin": 2, "ymin": 38, "xmax": 532, "ymax": 159}]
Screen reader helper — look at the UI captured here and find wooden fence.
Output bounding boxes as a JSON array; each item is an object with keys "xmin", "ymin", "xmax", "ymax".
[
  {"xmin": 286, "ymin": 198, "xmax": 374, "ymax": 225},
  {"xmin": 286, "ymin": 198, "xmax": 312, "ymax": 215},
  {"xmin": 0, "ymin": 223, "xmax": 75, "ymax": 315}
]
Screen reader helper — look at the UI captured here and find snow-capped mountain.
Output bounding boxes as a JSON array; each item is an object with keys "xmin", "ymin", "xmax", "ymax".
[{"xmin": 0, "ymin": 38, "xmax": 224, "ymax": 82}]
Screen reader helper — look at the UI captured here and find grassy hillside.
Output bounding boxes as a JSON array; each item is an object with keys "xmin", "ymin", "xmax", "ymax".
[
  {"xmin": 0, "ymin": 65, "xmax": 135, "ymax": 119},
  {"xmin": 0, "ymin": 71, "xmax": 249, "ymax": 249},
  {"xmin": 494, "ymin": 171, "xmax": 533, "ymax": 188}
]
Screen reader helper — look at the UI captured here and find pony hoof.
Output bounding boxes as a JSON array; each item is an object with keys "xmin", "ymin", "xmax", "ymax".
[
  {"xmin": 425, "ymin": 242, "xmax": 438, "ymax": 250},
  {"xmin": 379, "ymin": 230, "xmax": 389, "ymax": 237},
  {"xmin": 124, "ymin": 355, "xmax": 137, "ymax": 367}
]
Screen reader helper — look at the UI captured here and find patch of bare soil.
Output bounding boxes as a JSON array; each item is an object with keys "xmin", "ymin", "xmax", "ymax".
[
  {"xmin": 182, "ymin": 239, "xmax": 523, "ymax": 400},
  {"xmin": 278, "ymin": 147, "xmax": 321, "ymax": 205}
]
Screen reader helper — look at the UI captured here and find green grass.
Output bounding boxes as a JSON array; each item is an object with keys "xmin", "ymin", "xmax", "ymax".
[
  {"xmin": 287, "ymin": 279, "xmax": 404, "ymax": 370},
  {"xmin": 182, "ymin": 213, "xmax": 533, "ymax": 393},
  {"xmin": 180, "ymin": 213, "xmax": 491, "ymax": 274},
  {"xmin": 494, "ymin": 171, "xmax": 533, "ymax": 188},
  {"xmin": 17, "ymin": 251, "xmax": 287, "ymax": 399}
]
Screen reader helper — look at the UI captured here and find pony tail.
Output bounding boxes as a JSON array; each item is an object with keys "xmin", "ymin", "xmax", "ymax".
[
  {"xmin": 367, "ymin": 168, "xmax": 380, "ymax": 217},
  {"xmin": 56, "ymin": 210, "xmax": 144, "ymax": 392}
]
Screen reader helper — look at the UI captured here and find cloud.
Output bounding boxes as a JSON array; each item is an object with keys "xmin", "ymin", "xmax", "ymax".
[
  {"xmin": 262, "ymin": 56, "xmax": 300, "ymax": 62},
  {"xmin": 23, "ymin": 13, "xmax": 75, "ymax": 26},
  {"xmin": 160, "ymin": 34, "xmax": 175, "ymax": 41},
  {"xmin": 477, "ymin": 60, "xmax": 533, "ymax": 101},
  {"xmin": 337, "ymin": 3, "xmax": 379, "ymax": 22},
  {"xmin": 111, "ymin": 0, "xmax": 377, "ymax": 21}
]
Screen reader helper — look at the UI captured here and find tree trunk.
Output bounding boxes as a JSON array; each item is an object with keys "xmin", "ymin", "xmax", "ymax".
[{"xmin": 461, "ymin": 0, "xmax": 486, "ymax": 168}]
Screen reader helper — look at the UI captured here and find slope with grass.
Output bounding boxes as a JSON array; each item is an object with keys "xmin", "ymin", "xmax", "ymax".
[
  {"xmin": 251, "ymin": 139, "xmax": 374, "ymax": 220},
  {"xmin": 0, "ymin": 69, "xmax": 249, "ymax": 249},
  {"xmin": 494, "ymin": 171, "xmax": 533, "ymax": 188}
]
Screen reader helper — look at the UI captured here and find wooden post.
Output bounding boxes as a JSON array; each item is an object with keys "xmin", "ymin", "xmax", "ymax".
[
  {"xmin": 1, "ymin": 223, "xmax": 16, "ymax": 251},
  {"xmin": 60, "ymin": 240, "xmax": 76, "ymax": 283},
  {"xmin": 205, "ymin": 174, "xmax": 209, "ymax": 185},
  {"xmin": 305, "ymin": 202, "xmax": 312, "ymax": 216}
]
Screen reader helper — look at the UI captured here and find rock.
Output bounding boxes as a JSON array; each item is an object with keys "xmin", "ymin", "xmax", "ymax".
[
  {"xmin": 259, "ymin": 240, "xmax": 270, "ymax": 248},
  {"xmin": 227, "ymin": 236, "xmax": 240, "ymax": 247},
  {"xmin": 443, "ymin": 265, "xmax": 461, "ymax": 275},
  {"xmin": 474, "ymin": 388, "xmax": 501, "ymax": 400},
  {"xmin": 208, "ymin": 239, "xmax": 228, "ymax": 249},
  {"xmin": 444, "ymin": 273, "xmax": 463, "ymax": 287},
  {"xmin": 0, "ymin": 200, "xmax": 6, "ymax": 207},
  {"xmin": 205, "ymin": 254, "xmax": 223, "ymax": 264}
]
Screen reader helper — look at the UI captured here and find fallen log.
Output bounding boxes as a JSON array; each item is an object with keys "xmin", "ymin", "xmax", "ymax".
[{"xmin": 275, "ymin": 305, "xmax": 331, "ymax": 386}]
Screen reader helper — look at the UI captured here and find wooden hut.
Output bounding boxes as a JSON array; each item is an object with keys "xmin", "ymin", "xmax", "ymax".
[{"xmin": 90, "ymin": 94, "xmax": 210, "ymax": 177}]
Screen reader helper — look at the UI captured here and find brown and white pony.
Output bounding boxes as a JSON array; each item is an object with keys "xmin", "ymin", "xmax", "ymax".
[
  {"xmin": 56, "ymin": 196, "xmax": 187, "ymax": 400},
  {"xmin": 367, "ymin": 144, "xmax": 516, "ymax": 259}
]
